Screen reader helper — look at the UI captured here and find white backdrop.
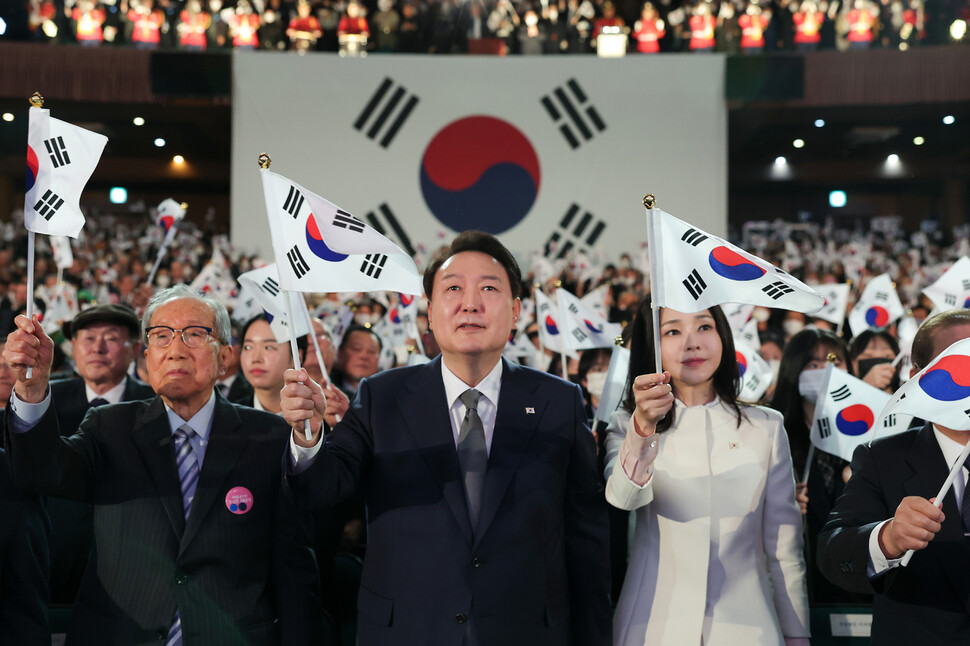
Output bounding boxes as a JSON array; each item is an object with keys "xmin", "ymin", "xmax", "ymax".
[{"xmin": 231, "ymin": 52, "xmax": 727, "ymax": 267}]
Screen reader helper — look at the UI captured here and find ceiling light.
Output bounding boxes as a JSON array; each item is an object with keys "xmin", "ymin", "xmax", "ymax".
[
  {"xmin": 814, "ymin": 119, "xmax": 825, "ymax": 128},
  {"xmin": 1, "ymin": 113, "xmax": 13, "ymax": 122},
  {"xmin": 133, "ymin": 117, "xmax": 145, "ymax": 126},
  {"xmin": 829, "ymin": 190, "xmax": 847, "ymax": 208},
  {"xmin": 172, "ymin": 155, "xmax": 185, "ymax": 164},
  {"xmin": 154, "ymin": 138, "xmax": 166, "ymax": 147},
  {"xmin": 943, "ymin": 115, "xmax": 955, "ymax": 125},
  {"xmin": 793, "ymin": 139, "xmax": 805, "ymax": 149},
  {"xmin": 913, "ymin": 136, "xmax": 925, "ymax": 146}
]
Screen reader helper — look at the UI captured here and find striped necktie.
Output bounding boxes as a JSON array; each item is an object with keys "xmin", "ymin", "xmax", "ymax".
[{"xmin": 167, "ymin": 425, "xmax": 199, "ymax": 646}]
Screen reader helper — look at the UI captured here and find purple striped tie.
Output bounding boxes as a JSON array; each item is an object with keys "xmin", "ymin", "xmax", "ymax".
[{"xmin": 167, "ymin": 425, "xmax": 199, "ymax": 646}]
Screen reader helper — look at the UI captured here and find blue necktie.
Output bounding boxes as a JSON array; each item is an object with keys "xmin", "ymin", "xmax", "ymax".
[{"xmin": 167, "ymin": 425, "xmax": 199, "ymax": 646}]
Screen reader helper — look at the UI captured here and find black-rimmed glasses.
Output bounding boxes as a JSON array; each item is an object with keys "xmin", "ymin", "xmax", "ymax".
[{"xmin": 145, "ymin": 325, "xmax": 215, "ymax": 348}]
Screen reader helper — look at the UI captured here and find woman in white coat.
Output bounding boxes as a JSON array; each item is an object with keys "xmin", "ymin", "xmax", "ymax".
[{"xmin": 604, "ymin": 298, "xmax": 810, "ymax": 646}]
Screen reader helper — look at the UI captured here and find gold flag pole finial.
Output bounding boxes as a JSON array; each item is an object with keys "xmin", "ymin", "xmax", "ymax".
[
  {"xmin": 826, "ymin": 353, "xmax": 838, "ymax": 363},
  {"xmin": 29, "ymin": 92, "xmax": 44, "ymax": 108},
  {"xmin": 257, "ymin": 153, "xmax": 271, "ymax": 169},
  {"xmin": 643, "ymin": 194, "xmax": 656, "ymax": 209},
  {"xmin": 554, "ymin": 279, "xmax": 562, "ymax": 288},
  {"xmin": 613, "ymin": 335, "xmax": 624, "ymax": 346},
  {"xmin": 180, "ymin": 202, "xmax": 189, "ymax": 211}
]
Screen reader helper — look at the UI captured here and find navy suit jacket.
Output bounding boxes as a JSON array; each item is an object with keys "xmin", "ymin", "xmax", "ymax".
[
  {"xmin": 817, "ymin": 423, "xmax": 970, "ymax": 644},
  {"xmin": 5, "ymin": 393, "xmax": 321, "ymax": 646},
  {"xmin": 286, "ymin": 356, "xmax": 612, "ymax": 646}
]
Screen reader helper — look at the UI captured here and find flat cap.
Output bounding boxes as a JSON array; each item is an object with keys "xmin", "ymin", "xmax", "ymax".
[{"xmin": 67, "ymin": 304, "xmax": 141, "ymax": 340}]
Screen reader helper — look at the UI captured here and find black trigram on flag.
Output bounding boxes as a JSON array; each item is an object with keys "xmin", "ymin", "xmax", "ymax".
[
  {"xmin": 540, "ymin": 78, "xmax": 606, "ymax": 149},
  {"xmin": 360, "ymin": 254, "xmax": 388, "ymax": 279},
  {"xmin": 543, "ymin": 203, "xmax": 606, "ymax": 259},
  {"xmin": 34, "ymin": 189, "xmax": 64, "ymax": 221},
  {"xmin": 817, "ymin": 417, "xmax": 832, "ymax": 439},
  {"xmin": 762, "ymin": 281, "xmax": 794, "ymax": 300},
  {"xmin": 963, "ymin": 279, "xmax": 970, "ymax": 291},
  {"xmin": 831, "ymin": 385, "xmax": 851, "ymax": 402},
  {"xmin": 287, "ymin": 246, "xmax": 310, "ymax": 279},
  {"xmin": 261, "ymin": 277, "xmax": 280, "ymax": 297},
  {"xmin": 875, "ymin": 291, "xmax": 889, "ymax": 301},
  {"xmin": 945, "ymin": 294, "xmax": 958, "ymax": 307},
  {"xmin": 568, "ymin": 303, "xmax": 580, "ymax": 315},
  {"xmin": 44, "ymin": 136, "xmax": 71, "ymax": 168},
  {"xmin": 681, "ymin": 228, "xmax": 708, "ymax": 247},
  {"xmin": 682, "ymin": 269, "xmax": 707, "ymax": 300},
  {"xmin": 364, "ymin": 203, "xmax": 416, "ymax": 256},
  {"xmin": 572, "ymin": 328, "xmax": 587, "ymax": 343},
  {"xmin": 283, "ymin": 186, "xmax": 305, "ymax": 218},
  {"xmin": 883, "ymin": 414, "xmax": 896, "ymax": 428},
  {"xmin": 333, "ymin": 210, "xmax": 365, "ymax": 233},
  {"xmin": 745, "ymin": 375, "xmax": 761, "ymax": 391},
  {"xmin": 354, "ymin": 77, "xmax": 420, "ymax": 149}
]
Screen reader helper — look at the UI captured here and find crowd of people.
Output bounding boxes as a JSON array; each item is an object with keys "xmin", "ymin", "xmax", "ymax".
[
  {"xmin": 1, "ymin": 203, "xmax": 970, "ymax": 644},
  {"xmin": 12, "ymin": 0, "xmax": 968, "ymax": 54}
]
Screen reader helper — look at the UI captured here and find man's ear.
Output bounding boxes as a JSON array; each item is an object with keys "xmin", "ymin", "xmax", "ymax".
[{"xmin": 426, "ymin": 301, "xmax": 433, "ymax": 331}]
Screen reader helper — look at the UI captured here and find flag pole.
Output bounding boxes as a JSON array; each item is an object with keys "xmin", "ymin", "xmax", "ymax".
[
  {"xmin": 298, "ymin": 294, "xmax": 333, "ymax": 388},
  {"xmin": 283, "ymin": 289, "xmax": 315, "ymax": 442},
  {"xmin": 146, "ymin": 222, "xmax": 180, "ymax": 287},
  {"xmin": 900, "ymin": 437, "xmax": 970, "ymax": 567},
  {"xmin": 644, "ymin": 194, "xmax": 663, "ymax": 375},
  {"xmin": 25, "ymin": 231, "xmax": 36, "ymax": 379},
  {"xmin": 555, "ymin": 281, "xmax": 569, "ymax": 381}
]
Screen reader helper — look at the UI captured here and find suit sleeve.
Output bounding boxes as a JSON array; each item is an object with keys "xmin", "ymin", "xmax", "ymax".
[
  {"xmin": 816, "ymin": 442, "xmax": 889, "ymax": 595},
  {"xmin": 762, "ymin": 415, "xmax": 810, "ymax": 639},
  {"xmin": 563, "ymin": 385, "xmax": 612, "ymax": 646},
  {"xmin": 284, "ymin": 378, "xmax": 375, "ymax": 511},
  {"xmin": 4, "ymin": 403, "xmax": 100, "ymax": 502}
]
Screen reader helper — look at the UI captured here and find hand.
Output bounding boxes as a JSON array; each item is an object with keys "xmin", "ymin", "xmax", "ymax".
[
  {"xmin": 323, "ymin": 383, "xmax": 349, "ymax": 427},
  {"xmin": 281, "ymin": 368, "xmax": 327, "ymax": 448},
  {"xmin": 862, "ymin": 362, "xmax": 894, "ymax": 391},
  {"xmin": 631, "ymin": 371, "xmax": 673, "ymax": 437},
  {"xmin": 795, "ymin": 482, "xmax": 809, "ymax": 515},
  {"xmin": 878, "ymin": 496, "xmax": 944, "ymax": 559},
  {"xmin": 3, "ymin": 314, "xmax": 54, "ymax": 404}
]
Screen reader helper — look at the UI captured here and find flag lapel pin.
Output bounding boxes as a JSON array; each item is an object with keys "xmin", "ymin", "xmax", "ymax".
[
  {"xmin": 728, "ymin": 441, "xmax": 739, "ymax": 450},
  {"xmin": 525, "ymin": 407, "xmax": 535, "ymax": 415}
]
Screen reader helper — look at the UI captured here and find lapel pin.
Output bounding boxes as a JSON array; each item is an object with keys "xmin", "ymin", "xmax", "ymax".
[
  {"xmin": 729, "ymin": 441, "xmax": 739, "ymax": 450},
  {"xmin": 525, "ymin": 407, "xmax": 535, "ymax": 414},
  {"xmin": 225, "ymin": 486, "xmax": 254, "ymax": 515}
]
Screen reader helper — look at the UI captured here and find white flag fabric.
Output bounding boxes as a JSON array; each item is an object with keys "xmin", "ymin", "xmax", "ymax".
[
  {"xmin": 734, "ymin": 338, "xmax": 773, "ymax": 402},
  {"xmin": 25, "ymin": 107, "xmax": 107, "ymax": 238},
  {"xmin": 238, "ymin": 264, "xmax": 311, "ymax": 342},
  {"xmin": 190, "ymin": 247, "xmax": 237, "ymax": 307},
  {"xmin": 877, "ymin": 337, "xmax": 970, "ymax": 431},
  {"xmin": 847, "ymin": 274, "xmax": 905, "ymax": 338},
  {"xmin": 896, "ymin": 315, "xmax": 919, "ymax": 383},
  {"xmin": 156, "ymin": 198, "xmax": 186, "ymax": 232},
  {"xmin": 49, "ymin": 235, "xmax": 74, "ymax": 269},
  {"xmin": 723, "ymin": 303, "xmax": 754, "ymax": 335},
  {"xmin": 260, "ymin": 169, "xmax": 422, "ymax": 295},
  {"xmin": 594, "ymin": 345, "xmax": 630, "ymax": 424},
  {"xmin": 325, "ymin": 305, "xmax": 356, "ymax": 348},
  {"xmin": 811, "ymin": 283, "xmax": 851, "ymax": 326},
  {"xmin": 504, "ymin": 328, "xmax": 538, "ymax": 364},
  {"xmin": 922, "ymin": 256, "xmax": 970, "ymax": 313},
  {"xmin": 647, "ymin": 208, "xmax": 823, "ymax": 314},
  {"xmin": 534, "ymin": 289, "xmax": 575, "ymax": 357},
  {"xmin": 557, "ymin": 287, "xmax": 623, "ymax": 351},
  {"xmin": 580, "ymin": 284, "xmax": 611, "ymax": 321},
  {"xmin": 811, "ymin": 364, "xmax": 912, "ymax": 462},
  {"xmin": 737, "ymin": 317, "xmax": 760, "ymax": 348}
]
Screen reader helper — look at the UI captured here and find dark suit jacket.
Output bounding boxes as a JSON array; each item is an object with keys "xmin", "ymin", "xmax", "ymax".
[
  {"xmin": 817, "ymin": 423, "xmax": 970, "ymax": 644},
  {"xmin": 226, "ymin": 373, "xmax": 254, "ymax": 406},
  {"xmin": 41, "ymin": 376, "xmax": 156, "ymax": 605},
  {"xmin": 5, "ymin": 393, "xmax": 321, "ymax": 646},
  {"xmin": 287, "ymin": 356, "xmax": 612, "ymax": 646},
  {"xmin": 0, "ymin": 448, "xmax": 51, "ymax": 646}
]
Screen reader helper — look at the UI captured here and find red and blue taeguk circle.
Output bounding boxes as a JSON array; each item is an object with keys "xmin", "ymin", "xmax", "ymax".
[
  {"xmin": 736, "ymin": 350, "xmax": 748, "ymax": 377},
  {"xmin": 918, "ymin": 355, "xmax": 970, "ymax": 401},
  {"xmin": 420, "ymin": 116, "xmax": 540, "ymax": 234},
  {"xmin": 544, "ymin": 315, "xmax": 559, "ymax": 335},
  {"xmin": 865, "ymin": 305, "xmax": 890, "ymax": 327},
  {"xmin": 708, "ymin": 247, "xmax": 766, "ymax": 282},
  {"xmin": 306, "ymin": 212, "xmax": 349, "ymax": 262},
  {"xmin": 835, "ymin": 404, "xmax": 874, "ymax": 436},
  {"xmin": 26, "ymin": 145, "xmax": 39, "ymax": 192}
]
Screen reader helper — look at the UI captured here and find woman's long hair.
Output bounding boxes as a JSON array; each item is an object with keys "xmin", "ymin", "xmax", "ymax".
[{"xmin": 621, "ymin": 295, "xmax": 744, "ymax": 433}]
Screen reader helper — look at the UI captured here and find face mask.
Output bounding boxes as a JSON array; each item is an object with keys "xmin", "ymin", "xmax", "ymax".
[
  {"xmin": 156, "ymin": 275, "xmax": 171, "ymax": 288},
  {"xmin": 783, "ymin": 320, "xmax": 805, "ymax": 337},
  {"xmin": 355, "ymin": 313, "xmax": 378, "ymax": 326},
  {"xmin": 752, "ymin": 307, "xmax": 770, "ymax": 322},
  {"xmin": 798, "ymin": 368, "xmax": 826, "ymax": 403},
  {"xmin": 585, "ymin": 371, "xmax": 607, "ymax": 398}
]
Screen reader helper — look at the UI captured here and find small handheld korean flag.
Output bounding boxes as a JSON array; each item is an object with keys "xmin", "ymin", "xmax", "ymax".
[
  {"xmin": 49, "ymin": 235, "xmax": 74, "ymax": 270},
  {"xmin": 260, "ymin": 168, "xmax": 422, "ymax": 295},
  {"xmin": 647, "ymin": 208, "xmax": 823, "ymax": 314},
  {"xmin": 557, "ymin": 287, "xmax": 623, "ymax": 351},
  {"xmin": 156, "ymin": 198, "xmax": 186, "ymax": 233},
  {"xmin": 594, "ymin": 345, "xmax": 631, "ymax": 424},
  {"xmin": 723, "ymin": 304, "xmax": 754, "ymax": 335},
  {"xmin": 238, "ymin": 263, "xmax": 311, "ymax": 342},
  {"xmin": 877, "ymin": 337, "xmax": 970, "ymax": 432},
  {"xmin": 25, "ymin": 106, "xmax": 108, "ymax": 238},
  {"xmin": 734, "ymin": 338, "xmax": 773, "ymax": 402},
  {"xmin": 847, "ymin": 274, "xmax": 904, "ymax": 338},
  {"xmin": 922, "ymin": 256, "xmax": 970, "ymax": 313},
  {"xmin": 534, "ymin": 289, "xmax": 574, "ymax": 357},
  {"xmin": 812, "ymin": 283, "xmax": 851, "ymax": 326},
  {"xmin": 810, "ymin": 364, "xmax": 911, "ymax": 462}
]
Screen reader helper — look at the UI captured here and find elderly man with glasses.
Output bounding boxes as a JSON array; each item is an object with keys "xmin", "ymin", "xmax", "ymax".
[{"xmin": 2, "ymin": 285, "xmax": 321, "ymax": 646}]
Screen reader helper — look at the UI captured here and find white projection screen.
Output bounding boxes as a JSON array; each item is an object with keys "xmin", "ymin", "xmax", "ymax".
[{"xmin": 231, "ymin": 52, "xmax": 726, "ymax": 266}]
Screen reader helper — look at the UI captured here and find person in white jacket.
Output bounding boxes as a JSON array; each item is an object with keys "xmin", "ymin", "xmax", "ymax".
[{"xmin": 604, "ymin": 297, "xmax": 810, "ymax": 646}]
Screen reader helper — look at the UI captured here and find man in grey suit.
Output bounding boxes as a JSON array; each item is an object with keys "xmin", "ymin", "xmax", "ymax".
[
  {"xmin": 281, "ymin": 231, "xmax": 612, "ymax": 645},
  {"xmin": 3, "ymin": 285, "xmax": 320, "ymax": 645}
]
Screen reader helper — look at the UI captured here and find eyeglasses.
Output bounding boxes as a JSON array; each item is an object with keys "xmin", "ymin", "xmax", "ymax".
[{"xmin": 145, "ymin": 325, "xmax": 215, "ymax": 348}]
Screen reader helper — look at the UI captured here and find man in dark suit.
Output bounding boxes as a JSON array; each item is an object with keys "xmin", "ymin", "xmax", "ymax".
[
  {"xmin": 3, "ymin": 285, "xmax": 320, "ymax": 645},
  {"xmin": 38, "ymin": 304, "xmax": 156, "ymax": 604},
  {"xmin": 818, "ymin": 309, "xmax": 970, "ymax": 644},
  {"xmin": 281, "ymin": 231, "xmax": 612, "ymax": 645}
]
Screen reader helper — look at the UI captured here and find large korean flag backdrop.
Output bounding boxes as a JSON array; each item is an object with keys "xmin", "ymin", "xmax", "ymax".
[{"xmin": 231, "ymin": 53, "xmax": 726, "ymax": 263}]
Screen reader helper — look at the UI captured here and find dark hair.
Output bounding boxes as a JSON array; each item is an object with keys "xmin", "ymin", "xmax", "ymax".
[
  {"xmin": 240, "ymin": 313, "xmax": 307, "ymax": 361},
  {"xmin": 848, "ymin": 329, "xmax": 899, "ymax": 363},
  {"xmin": 768, "ymin": 327, "xmax": 848, "ymax": 472},
  {"xmin": 339, "ymin": 324, "xmax": 383, "ymax": 352},
  {"xmin": 911, "ymin": 309, "xmax": 970, "ymax": 371},
  {"xmin": 621, "ymin": 295, "xmax": 743, "ymax": 433},
  {"xmin": 423, "ymin": 230, "xmax": 522, "ymax": 300}
]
